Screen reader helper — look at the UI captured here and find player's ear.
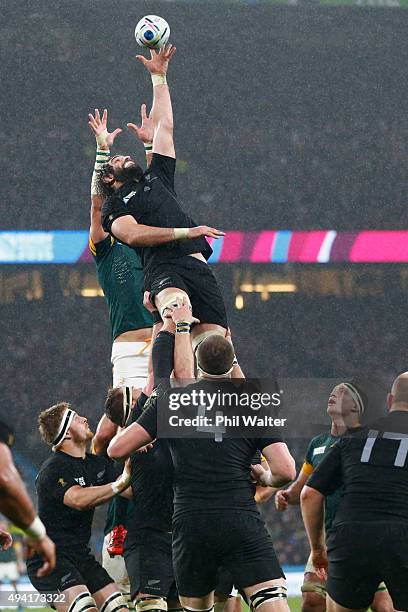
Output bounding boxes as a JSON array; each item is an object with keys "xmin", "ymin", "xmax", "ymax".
[{"xmin": 386, "ymin": 392, "xmax": 393, "ymax": 411}]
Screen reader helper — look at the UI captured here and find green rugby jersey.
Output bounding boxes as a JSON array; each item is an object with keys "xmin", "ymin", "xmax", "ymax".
[
  {"xmin": 90, "ymin": 235, "xmax": 153, "ymax": 341},
  {"xmin": 302, "ymin": 432, "xmax": 342, "ymax": 532}
]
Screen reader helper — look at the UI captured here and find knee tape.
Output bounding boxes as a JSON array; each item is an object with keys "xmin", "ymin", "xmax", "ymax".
[
  {"xmin": 249, "ymin": 586, "xmax": 288, "ymax": 610},
  {"xmin": 159, "ymin": 292, "xmax": 191, "ymax": 319},
  {"xmin": 301, "ymin": 582, "xmax": 327, "ymax": 598},
  {"xmin": 100, "ymin": 591, "xmax": 129, "ymax": 612},
  {"xmin": 136, "ymin": 597, "xmax": 168, "ymax": 612},
  {"xmin": 67, "ymin": 592, "xmax": 97, "ymax": 612}
]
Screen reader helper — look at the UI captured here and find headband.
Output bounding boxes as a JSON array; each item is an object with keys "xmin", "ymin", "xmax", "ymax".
[
  {"xmin": 343, "ymin": 383, "xmax": 365, "ymax": 415},
  {"xmin": 197, "ymin": 364, "xmax": 234, "ymax": 378},
  {"xmin": 52, "ymin": 408, "xmax": 76, "ymax": 451},
  {"xmin": 122, "ymin": 386, "xmax": 133, "ymax": 427}
]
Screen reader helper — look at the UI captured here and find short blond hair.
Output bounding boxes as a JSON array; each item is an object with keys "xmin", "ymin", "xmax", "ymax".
[{"xmin": 38, "ymin": 402, "xmax": 71, "ymax": 446}]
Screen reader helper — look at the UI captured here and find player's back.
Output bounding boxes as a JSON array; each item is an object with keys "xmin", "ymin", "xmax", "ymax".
[
  {"xmin": 90, "ymin": 235, "xmax": 152, "ymax": 340},
  {"xmin": 334, "ymin": 410, "xmax": 408, "ymax": 525},
  {"xmin": 169, "ymin": 435, "xmax": 279, "ymax": 519}
]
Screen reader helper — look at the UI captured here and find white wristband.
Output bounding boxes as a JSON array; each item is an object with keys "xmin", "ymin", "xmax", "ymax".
[
  {"xmin": 151, "ymin": 74, "xmax": 167, "ymax": 87},
  {"xmin": 174, "ymin": 228, "xmax": 189, "ymax": 240},
  {"xmin": 95, "ymin": 129, "xmax": 109, "ymax": 149},
  {"xmin": 24, "ymin": 517, "xmax": 46, "ymax": 541},
  {"xmin": 111, "ymin": 465, "xmax": 131, "ymax": 495}
]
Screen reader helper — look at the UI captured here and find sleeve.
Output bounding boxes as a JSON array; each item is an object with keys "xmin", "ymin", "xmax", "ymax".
[
  {"xmin": 149, "ymin": 153, "xmax": 176, "ymax": 191},
  {"xmin": 38, "ymin": 464, "xmax": 78, "ymax": 505},
  {"xmin": 307, "ymin": 443, "xmax": 343, "ymax": 496},
  {"xmin": 101, "ymin": 195, "xmax": 131, "ymax": 234},
  {"xmin": 257, "ymin": 434, "xmax": 284, "ymax": 451},
  {"xmin": 302, "ymin": 438, "xmax": 316, "ymax": 476},
  {"xmin": 89, "ymin": 234, "xmax": 111, "ymax": 259},
  {"xmin": 136, "ymin": 398, "xmax": 158, "ymax": 439}
]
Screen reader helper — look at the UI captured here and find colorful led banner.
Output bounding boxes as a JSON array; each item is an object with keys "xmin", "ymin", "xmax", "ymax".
[{"xmin": 0, "ymin": 231, "xmax": 407, "ymax": 264}]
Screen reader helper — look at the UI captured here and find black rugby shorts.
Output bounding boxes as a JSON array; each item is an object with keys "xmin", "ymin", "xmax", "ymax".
[
  {"xmin": 27, "ymin": 547, "xmax": 112, "ymax": 595},
  {"xmin": 124, "ymin": 527, "xmax": 177, "ymax": 601},
  {"xmin": 147, "ymin": 256, "xmax": 228, "ymax": 329},
  {"xmin": 172, "ymin": 512, "xmax": 284, "ymax": 597},
  {"xmin": 327, "ymin": 521, "xmax": 408, "ymax": 611}
]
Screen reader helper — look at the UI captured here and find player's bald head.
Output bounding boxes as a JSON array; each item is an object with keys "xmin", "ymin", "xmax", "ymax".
[{"xmin": 389, "ymin": 372, "xmax": 408, "ymax": 410}]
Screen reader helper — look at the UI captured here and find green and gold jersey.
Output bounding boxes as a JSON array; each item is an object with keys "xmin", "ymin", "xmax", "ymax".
[
  {"xmin": 90, "ymin": 235, "xmax": 153, "ymax": 341},
  {"xmin": 302, "ymin": 432, "xmax": 342, "ymax": 532}
]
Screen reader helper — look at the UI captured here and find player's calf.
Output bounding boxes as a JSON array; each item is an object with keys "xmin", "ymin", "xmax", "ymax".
[{"xmin": 301, "ymin": 572, "xmax": 327, "ymax": 612}]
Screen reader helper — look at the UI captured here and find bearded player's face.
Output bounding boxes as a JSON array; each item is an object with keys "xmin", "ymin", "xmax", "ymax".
[{"xmin": 108, "ymin": 155, "xmax": 142, "ymax": 182}]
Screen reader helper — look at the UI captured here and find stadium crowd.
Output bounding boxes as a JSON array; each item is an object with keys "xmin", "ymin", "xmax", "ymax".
[{"xmin": 2, "ymin": 1, "xmax": 408, "ymax": 232}]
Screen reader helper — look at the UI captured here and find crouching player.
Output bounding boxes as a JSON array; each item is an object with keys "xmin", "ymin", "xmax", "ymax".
[{"xmin": 27, "ymin": 403, "xmax": 131, "ymax": 612}]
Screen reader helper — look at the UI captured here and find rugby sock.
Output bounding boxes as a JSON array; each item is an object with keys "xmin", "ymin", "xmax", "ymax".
[{"xmin": 152, "ymin": 330, "xmax": 175, "ymax": 380}]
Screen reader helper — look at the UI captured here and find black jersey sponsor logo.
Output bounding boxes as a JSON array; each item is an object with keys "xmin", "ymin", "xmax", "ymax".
[
  {"xmin": 123, "ymin": 191, "xmax": 137, "ymax": 204},
  {"xmin": 74, "ymin": 477, "xmax": 86, "ymax": 487},
  {"xmin": 58, "ymin": 478, "xmax": 67, "ymax": 487}
]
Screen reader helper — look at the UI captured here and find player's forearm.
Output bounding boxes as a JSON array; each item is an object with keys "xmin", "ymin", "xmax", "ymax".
[
  {"xmin": 151, "ymin": 82, "xmax": 173, "ymax": 131},
  {"xmin": 174, "ymin": 330, "xmax": 194, "ymax": 380},
  {"xmin": 255, "ymin": 486, "xmax": 275, "ymax": 504},
  {"xmin": 108, "ymin": 423, "xmax": 153, "ymax": 462},
  {"xmin": 300, "ymin": 486, "xmax": 326, "ymax": 550},
  {"xmin": 65, "ymin": 483, "xmax": 117, "ymax": 510},
  {"xmin": 0, "ymin": 450, "xmax": 36, "ymax": 528},
  {"xmin": 118, "ymin": 224, "xmax": 176, "ymax": 247},
  {"xmin": 147, "ymin": 319, "xmax": 163, "ymax": 391}
]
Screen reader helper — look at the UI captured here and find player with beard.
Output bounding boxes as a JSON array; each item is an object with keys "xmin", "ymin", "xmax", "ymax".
[
  {"xmin": 275, "ymin": 383, "xmax": 394, "ymax": 612},
  {"xmin": 301, "ymin": 372, "xmax": 408, "ymax": 612},
  {"xmin": 98, "ymin": 45, "xmax": 240, "ymax": 364},
  {"xmin": 27, "ymin": 403, "xmax": 131, "ymax": 612},
  {"xmin": 88, "ymin": 105, "xmax": 155, "ymax": 601},
  {"xmin": 107, "ymin": 332, "xmax": 296, "ymax": 612}
]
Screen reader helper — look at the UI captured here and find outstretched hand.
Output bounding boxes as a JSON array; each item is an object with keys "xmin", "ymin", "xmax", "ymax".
[
  {"xmin": 88, "ymin": 108, "xmax": 122, "ymax": 149},
  {"xmin": 127, "ymin": 104, "xmax": 154, "ymax": 144},
  {"xmin": 136, "ymin": 44, "xmax": 176, "ymax": 75}
]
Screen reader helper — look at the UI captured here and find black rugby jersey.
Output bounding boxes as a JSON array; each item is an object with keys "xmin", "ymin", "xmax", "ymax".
[
  {"xmin": 101, "ymin": 154, "xmax": 212, "ymax": 273},
  {"xmin": 308, "ymin": 410, "xmax": 408, "ymax": 525},
  {"xmin": 36, "ymin": 451, "xmax": 117, "ymax": 549},
  {"xmin": 128, "ymin": 393, "xmax": 174, "ymax": 534},
  {"xmin": 136, "ymin": 384, "xmax": 283, "ymax": 519}
]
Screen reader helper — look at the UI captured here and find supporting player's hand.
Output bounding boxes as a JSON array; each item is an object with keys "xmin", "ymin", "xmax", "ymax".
[
  {"xmin": 143, "ymin": 291, "xmax": 159, "ymax": 316},
  {"xmin": 171, "ymin": 297, "xmax": 200, "ymax": 326},
  {"xmin": 251, "ymin": 463, "xmax": 273, "ymax": 487},
  {"xmin": 88, "ymin": 108, "xmax": 122, "ymax": 150},
  {"xmin": 275, "ymin": 489, "xmax": 290, "ymax": 511},
  {"xmin": 127, "ymin": 104, "xmax": 154, "ymax": 144},
  {"xmin": 311, "ymin": 547, "xmax": 328, "ymax": 581},
  {"xmin": 188, "ymin": 226, "xmax": 225, "ymax": 240},
  {"xmin": 0, "ymin": 529, "xmax": 12, "ymax": 550},
  {"xmin": 26, "ymin": 535, "xmax": 56, "ymax": 577},
  {"xmin": 136, "ymin": 44, "xmax": 176, "ymax": 75}
]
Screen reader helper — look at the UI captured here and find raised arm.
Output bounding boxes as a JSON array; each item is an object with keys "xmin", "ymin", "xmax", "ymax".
[
  {"xmin": 136, "ymin": 45, "xmax": 177, "ymax": 158},
  {"xmin": 88, "ymin": 108, "xmax": 122, "ymax": 245}
]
